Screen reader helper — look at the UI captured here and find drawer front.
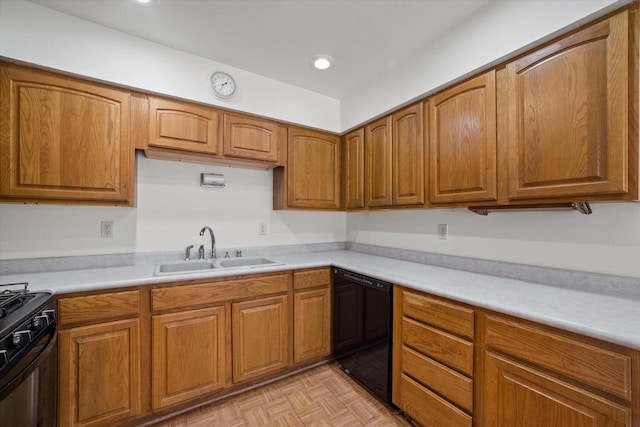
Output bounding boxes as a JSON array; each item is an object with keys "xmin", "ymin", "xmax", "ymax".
[
  {"xmin": 293, "ymin": 267, "xmax": 331, "ymax": 290},
  {"xmin": 403, "ymin": 290, "xmax": 474, "ymax": 339},
  {"xmin": 399, "ymin": 374, "xmax": 472, "ymax": 427},
  {"xmin": 152, "ymin": 273, "xmax": 289, "ymax": 312},
  {"xmin": 58, "ymin": 290, "xmax": 139, "ymax": 328},
  {"xmin": 403, "ymin": 317, "xmax": 474, "ymax": 375},
  {"xmin": 402, "ymin": 346, "xmax": 473, "ymax": 412},
  {"xmin": 485, "ymin": 315, "xmax": 631, "ymax": 400}
]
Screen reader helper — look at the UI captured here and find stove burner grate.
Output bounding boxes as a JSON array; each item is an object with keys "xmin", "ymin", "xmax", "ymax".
[{"xmin": 0, "ymin": 283, "xmax": 35, "ymax": 320}]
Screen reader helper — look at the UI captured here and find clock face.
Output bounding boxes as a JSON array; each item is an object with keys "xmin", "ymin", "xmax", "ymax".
[{"xmin": 210, "ymin": 71, "xmax": 236, "ymax": 99}]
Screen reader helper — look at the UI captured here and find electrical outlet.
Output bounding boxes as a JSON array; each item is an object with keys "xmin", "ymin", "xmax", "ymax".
[
  {"xmin": 258, "ymin": 222, "xmax": 267, "ymax": 235},
  {"xmin": 437, "ymin": 224, "xmax": 448, "ymax": 240},
  {"xmin": 101, "ymin": 221, "xmax": 113, "ymax": 238}
]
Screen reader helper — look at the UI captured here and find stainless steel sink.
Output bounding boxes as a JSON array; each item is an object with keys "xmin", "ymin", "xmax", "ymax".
[
  {"xmin": 153, "ymin": 257, "xmax": 282, "ymax": 276},
  {"xmin": 154, "ymin": 260, "xmax": 216, "ymax": 276},
  {"xmin": 218, "ymin": 257, "xmax": 282, "ymax": 269}
]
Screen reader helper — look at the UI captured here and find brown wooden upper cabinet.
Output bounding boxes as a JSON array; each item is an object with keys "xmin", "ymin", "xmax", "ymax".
[
  {"xmin": 148, "ymin": 96, "xmax": 221, "ymax": 155},
  {"xmin": 392, "ymin": 103, "xmax": 425, "ymax": 206},
  {"xmin": 429, "ymin": 71, "xmax": 497, "ymax": 204},
  {"xmin": 343, "ymin": 128, "xmax": 365, "ymax": 210},
  {"xmin": 0, "ymin": 62, "xmax": 134, "ymax": 206},
  {"xmin": 278, "ymin": 127, "xmax": 341, "ymax": 210},
  {"xmin": 504, "ymin": 9, "xmax": 634, "ymax": 200},
  {"xmin": 365, "ymin": 103, "xmax": 424, "ymax": 208},
  {"xmin": 223, "ymin": 113, "xmax": 278, "ymax": 162},
  {"xmin": 365, "ymin": 116, "xmax": 393, "ymax": 207}
]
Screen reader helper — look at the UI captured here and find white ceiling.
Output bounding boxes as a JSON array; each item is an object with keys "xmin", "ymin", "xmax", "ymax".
[{"xmin": 26, "ymin": 0, "xmax": 492, "ymax": 99}]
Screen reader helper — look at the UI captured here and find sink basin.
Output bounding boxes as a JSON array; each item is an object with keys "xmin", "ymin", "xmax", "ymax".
[
  {"xmin": 154, "ymin": 260, "xmax": 216, "ymax": 276},
  {"xmin": 153, "ymin": 257, "xmax": 282, "ymax": 276},
  {"xmin": 218, "ymin": 257, "xmax": 282, "ymax": 269}
]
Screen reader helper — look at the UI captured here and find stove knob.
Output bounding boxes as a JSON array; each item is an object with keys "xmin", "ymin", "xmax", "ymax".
[
  {"xmin": 31, "ymin": 315, "xmax": 49, "ymax": 330},
  {"xmin": 11, "ymin": 331, "xmax": 31, "ymax": 348},
  {"xmin": 42, "ymin": 309, "xmax": 56, "ymax": 323}
]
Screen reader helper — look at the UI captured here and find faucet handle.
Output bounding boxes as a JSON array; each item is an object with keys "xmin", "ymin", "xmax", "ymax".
[
  {"xmin": 185, "ymin": 244, "xmax": 194, "ymax": 261},
  {"xmin": 198, "ymin": 245, "xmax": 205, "ymax": 260}
]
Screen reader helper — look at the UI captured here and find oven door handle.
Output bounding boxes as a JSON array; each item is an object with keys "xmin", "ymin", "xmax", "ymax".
[{"xmin": 0, "ymin": 326, "xmax": 57, "ymax": 402}]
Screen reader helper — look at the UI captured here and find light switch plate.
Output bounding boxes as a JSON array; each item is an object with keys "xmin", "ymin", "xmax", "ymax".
[{"xmin": 437, "ymin": 224, "xmax": 448, "ymax": 240}]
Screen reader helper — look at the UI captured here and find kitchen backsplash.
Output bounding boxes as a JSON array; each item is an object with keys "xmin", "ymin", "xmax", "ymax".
[{"xmin": 347, "ymin": 243, "xmax": 640, "ymax": 300}]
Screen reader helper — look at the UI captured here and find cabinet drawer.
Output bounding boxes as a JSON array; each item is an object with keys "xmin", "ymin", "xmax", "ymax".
[
  {"xmin": 402, "ymin": 317, "xmax": 473, "ymax": 375},
  {"xmin": 399, "ymin": 374, "xmax": 472, "ymax": 427},
  {"xmin": 152, "ymin": 273, "xmax": 289, "ymax": 312},
  {"xmin": 403, "ymin": 290, "xmax": 474, "ymax": 339},
  {"xmin": 485, "ymin": 315, "xmax": 632, "ymax": 400},
  {"xmin": 58, "ymin": 290, "xmax": 139, "ymax": 328},
  {"xmin": 293, "ymin": 267, "xmax": 331, "ymax": 290},
  {"xmin": 402, "ymin": 346, "xmax": 473, "ymax": 412}
]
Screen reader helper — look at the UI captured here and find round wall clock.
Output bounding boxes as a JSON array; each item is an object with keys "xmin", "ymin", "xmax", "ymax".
[{"xmin": 209, "ymin": 71, "xmax": 237, "ymax": 100}]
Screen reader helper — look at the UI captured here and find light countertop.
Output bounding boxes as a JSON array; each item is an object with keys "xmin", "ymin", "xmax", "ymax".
[{"xmin": 1, "ymin": 250, "xmax": 639, "ymax": 350}]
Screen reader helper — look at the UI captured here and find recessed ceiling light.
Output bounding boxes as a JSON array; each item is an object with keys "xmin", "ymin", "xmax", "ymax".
[
  {"xmin": 312, "ymin": 55, "xmax": 334, "ymax": 70},
  {"xmin": 135, "ymin": 0, "xmax": 151, "ymax": 3}
]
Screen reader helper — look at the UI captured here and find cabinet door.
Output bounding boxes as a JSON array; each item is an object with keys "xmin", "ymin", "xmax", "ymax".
[
  {"xmin": 294, "ymin": 288, "xmax": 331, "ymax": 364},
  {"xmin": 58, "ymin": 319, "xmax": 141, "ymax": 427},
  {"xmin": 393, "ymin": 103, "xmax": 425, "ymax": 206},
  {"xmin": 343, "ymin": 128, "xmax": 365, "ymax": 210},
  {"xmin": 365, "ymin": 116, "xmax": 393, "ymax": 207},
  {"xmin": 0, "ymin": 64, "xmax": 134, "ymax": 205},
  {"xmin": 287, "ymin": 127, "xmax": 341, "ymax": 209},
  {"xmin": 148, "ymin": 96, "xmax": 220, "ymax": 155},
  {"xmin": 484, "ymin": 352, "xmax": 630, "ymax": 427},
  {"xmin": 232, "ymin": 295, "xmax": 289, "ymax": 383},
  {"xmin": 506, "ymin": 11, "xmax": 630, "ymax": 199},
  {"xmin": 152, "ymin": 306, "xmax": 226, "ymax": 410},
  {"xmin": 430, "ymin": 71, "xmax": 497, "ymax": 203},
  {"xmin": 223, "ymin": 114, "xmax": 278, "ymax": 162}
]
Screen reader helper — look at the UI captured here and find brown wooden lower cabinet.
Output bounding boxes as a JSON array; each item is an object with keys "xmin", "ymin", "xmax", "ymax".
[
  {"xmin": 58, "ymin": 319, "xmax": 142, "ymax": 427},
  {"xmin": 484, "ymin": 352, "xmax": 631, "ymax": 427},
  {"xmin": 393, "ymin": 287, "xmax": 475, "ymax": 427},
  {"xmin": 232, "ymin": 295, "xmax": 289, "ymax": 383},
  {"xmin": 293, "ymin": 287, "xmax": 331, "ymax": 364},
  {"xmin": 393, "ymin": 285, "xmax": 639, "ymax": 427},
  {"xmin": 398, "ymin": 374, "xmax": 472, "ymax": 427},
  {"xmin": 57, "ymin": 275, "xmax": 639, "ymax": 427},
  {"xmin": 151, "ymin": 306, "xmax": 226, "ymax": 410}
]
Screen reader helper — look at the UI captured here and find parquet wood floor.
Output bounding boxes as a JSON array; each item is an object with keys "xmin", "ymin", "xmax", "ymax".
[{"xmin": 153, "ymin": 363, "xmax": 410, "ymax": 426}]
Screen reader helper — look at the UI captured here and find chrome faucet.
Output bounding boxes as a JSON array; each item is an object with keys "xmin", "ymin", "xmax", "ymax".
[{"xmin": 199, "ymin": 226, "xmax": 216, "ymax": 259}]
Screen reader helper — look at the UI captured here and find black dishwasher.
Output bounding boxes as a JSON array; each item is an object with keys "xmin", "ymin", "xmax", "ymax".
[{"xmin": 332, "ymin": 268, "xmax": 393, "ymax": 404}]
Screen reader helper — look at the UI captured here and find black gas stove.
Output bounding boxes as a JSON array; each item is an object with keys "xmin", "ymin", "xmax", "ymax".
[{"xmin": 0, "ymin": 282, "xmax": 56, "ymax": 389}]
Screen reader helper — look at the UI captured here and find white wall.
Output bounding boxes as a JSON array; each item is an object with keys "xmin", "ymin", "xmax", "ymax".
[
  {"xmin": 1, "ymin": 0, "xmax": 638, "ymax": 280},
  {"xmin": 0, "ymin": 153, "xmax": 346, "ymax": 259},
  {"xmin": 0, "ymin": 0, "xmax": 346, "ymax": 260},
  {"xmin": 347, "ymin": 204, "xmax": 640, "ymax": 278},
  {"xmin": 340, "ymin": 0, "xmax": 640, "ymax": 279},
  {"xmin": 341, "ymin": 0, "xmax": 624, "ymax": 130},
  {"xmin": 0, "ymin": 0, "xmax": 340, "ymax": 132}
]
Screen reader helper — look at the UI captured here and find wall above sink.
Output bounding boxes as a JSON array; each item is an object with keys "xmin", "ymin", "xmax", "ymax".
[{"xmin": 0, "ymin": 153, "xmax": 347, "ymax": 260}]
